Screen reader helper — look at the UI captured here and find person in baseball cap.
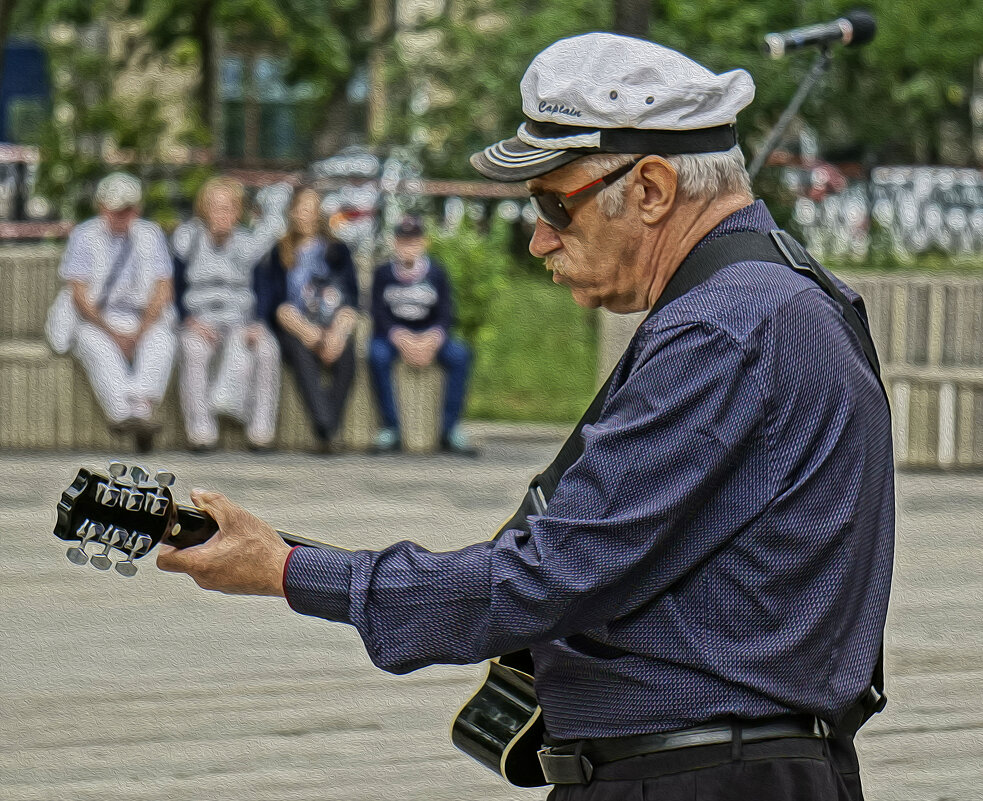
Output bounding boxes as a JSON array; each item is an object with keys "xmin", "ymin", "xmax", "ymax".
[
  {"xmin": 95, "ymin": 171, "xmax": 143, "ymax": 211},
  {"xmin": 94, "ymin": 171, "xmax": 143, "ymax": 237},
  {"xmin": 366, "ymin": 214, "xmax": 477, "ymax": 455},
  {"xmin": 52, "ymin": 169, "xmax": 177, "ymax": 452}
]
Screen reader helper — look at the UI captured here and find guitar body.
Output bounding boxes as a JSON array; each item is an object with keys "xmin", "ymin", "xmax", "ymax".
[{"xmin": 451, "ymin": 651, "xmax": 547, "ymax": 787}]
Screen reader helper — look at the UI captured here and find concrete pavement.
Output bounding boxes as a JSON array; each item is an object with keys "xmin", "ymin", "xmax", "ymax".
[{"xmin": 0, "ymin": 442, "xmax": 980, "ymax": 800}]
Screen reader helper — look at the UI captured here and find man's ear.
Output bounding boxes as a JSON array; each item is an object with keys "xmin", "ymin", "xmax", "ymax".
[{"xmin": 636, "ymin": 156, "xmax": 678, "ymax": 224}]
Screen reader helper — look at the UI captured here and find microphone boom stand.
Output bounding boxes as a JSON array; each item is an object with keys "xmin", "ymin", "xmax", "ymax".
[{"xmin": 748, "ymin": 47, "xmax": 833, "ymax": 181}]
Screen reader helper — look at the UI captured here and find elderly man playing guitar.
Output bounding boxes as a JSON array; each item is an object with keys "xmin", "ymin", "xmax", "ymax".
[{"xmin": 155, "ymin": 34, "xmax": 894, "ymax": 801}]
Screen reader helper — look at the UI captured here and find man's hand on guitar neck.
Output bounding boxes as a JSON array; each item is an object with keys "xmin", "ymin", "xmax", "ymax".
[{"xmin": 156, "ymin": 489, "xmax": 292, "ymax": 597}]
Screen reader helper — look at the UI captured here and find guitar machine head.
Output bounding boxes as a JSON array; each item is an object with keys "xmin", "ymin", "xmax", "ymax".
[{"xmin": 54, "ymin": 461, "xmax": 179, "ymax": 577}]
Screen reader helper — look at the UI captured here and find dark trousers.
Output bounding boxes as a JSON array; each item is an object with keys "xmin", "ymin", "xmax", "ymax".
[
  {"xmin": 547, "ymin": 736, "xmax": 864, "ymax": 801},
  {"xmin": 279, "ymin": 332, "xmax": 356, "ymax": 442},
  {"xmin": 367, "ymin": 336, "xmax": 471, "ymax": 433}
]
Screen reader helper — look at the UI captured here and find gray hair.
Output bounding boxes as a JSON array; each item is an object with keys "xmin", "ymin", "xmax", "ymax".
[{"xmin": 591, "ymin": 147, "xmax": 752, "ymax": 218}]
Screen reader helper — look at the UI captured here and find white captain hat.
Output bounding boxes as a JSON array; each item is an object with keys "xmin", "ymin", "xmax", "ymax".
[{"xmin": 471, "ymin": 33, "xmax": 755, "ymax": 182}]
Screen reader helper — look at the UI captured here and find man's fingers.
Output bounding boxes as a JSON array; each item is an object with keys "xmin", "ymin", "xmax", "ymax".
[
  {"xmin": 189, "ymin": 488, "xmax": 236, "ymax": 525},
  {"xmin": 189, "ymin": 489, "xmax": 254, "ymax": 539},
  {"xmin": 189, "ymin": 487, "xmax": 223, "ymax": 507},
  {"xmin": 156, "ymin": 543, "xmax": 221, "ymax": 590}
]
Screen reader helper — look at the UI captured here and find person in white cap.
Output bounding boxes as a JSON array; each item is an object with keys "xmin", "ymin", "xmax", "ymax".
[
  {"xmin": 154, "ymin": 34, "xmax": 893, "ymax": 801},
  {"xmin": 50, "ymin": 171, "xmax": 176, "ymax": 452}
]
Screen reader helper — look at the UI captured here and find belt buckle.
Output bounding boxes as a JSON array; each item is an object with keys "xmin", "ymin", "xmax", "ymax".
[{"xmin": 537, "ymin": 744, "xmax": 594, "ymax": 785}]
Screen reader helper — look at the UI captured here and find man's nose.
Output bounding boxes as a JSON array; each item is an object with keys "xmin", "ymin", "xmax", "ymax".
[{"xmin": 529, "ymin": 218, "xmax": 562, "ymax": 257}]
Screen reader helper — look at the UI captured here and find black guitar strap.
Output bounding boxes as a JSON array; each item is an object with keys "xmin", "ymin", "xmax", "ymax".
[
  {"xmin": 96, "ymin": 235, "xmax": 134, "ymax": 311},
  {"xmin": 497, "ymin": 227, "xmax": 888, "ymax": 733}
]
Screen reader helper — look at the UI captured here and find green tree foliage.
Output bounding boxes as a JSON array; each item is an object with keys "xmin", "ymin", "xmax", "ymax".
[
  {"xmin": 656, "ymin": 0, "xmax": 982, "ymax": 165},
  {"xmin": 427, "ymin": 216, "xmax": 511, "ymax": 348},
  {"xmin": 385, "ymin": 0, "xmax": 609, "ymax": 178},
  {"xmin": 19, "ymin": 0, "xmax": 374, "ymax": 223},
  {"xmin": 32, "ymin": 20, "xmax": 212, "ymax": 225},
  {"xmin": 390, "ymin": 0, "xmax": 983, "ymax": 178},
  {"xmin": 123, "ymin": 0, "xmax": 371, "ymax": 137},
  {"xmin": 13, "ymin": 0, "xmax": 983, "ymax": 218}
]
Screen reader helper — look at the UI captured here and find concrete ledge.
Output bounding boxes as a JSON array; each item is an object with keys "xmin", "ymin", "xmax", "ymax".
[
  {"xmin": 0, "ymin": 345, "xmax": 74, "ymax": 448},
  {"xmin": 0, "ymin": 243, "xmax": 449, "ymax": 452},
  {"xmin": 0, "ymin": 247, "xmax": 62, "ymax": 340},
  {"xmin": 0, "ymin": 340, "xmax": 53, "ymax": 361},
  {"xmin": 0, "ymin": 335, "xmax": 446, "ymax": 453}
]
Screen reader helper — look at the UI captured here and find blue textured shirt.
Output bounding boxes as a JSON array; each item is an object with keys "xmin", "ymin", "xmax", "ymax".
[{"xmin": 284, "ymin": 201, "xmax": 895, "ymax": 740}]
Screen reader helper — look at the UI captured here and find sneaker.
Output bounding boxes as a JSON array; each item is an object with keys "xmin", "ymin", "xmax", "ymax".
[
  {"xmin": 440, "ymin": 426, "xmax": 479, "ymax": 457},
  {"xmin": 134, "ymin": 427, "xmax": 155, "ymax": 455},
  {"xmin": 372, "ymin": 427, "xmax": 402, "ymax": 454}
]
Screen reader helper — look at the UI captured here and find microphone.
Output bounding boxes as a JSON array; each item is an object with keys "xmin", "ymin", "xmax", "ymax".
[{"xmin": 764, "ymin": 10, "xmax": 876, "ymax": 59}]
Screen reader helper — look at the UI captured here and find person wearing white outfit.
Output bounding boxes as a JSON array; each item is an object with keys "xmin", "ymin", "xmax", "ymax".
[
  {"xmin": 172, "ymin": 177, "xmax": 288, "ymax": 451},
  {"xmin": 56, "ymin": 171, "xmax": 176, "ymax": 452}
]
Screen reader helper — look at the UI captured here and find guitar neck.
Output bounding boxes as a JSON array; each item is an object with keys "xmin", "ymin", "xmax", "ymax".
[{"xmin": 165, "ymin": 503, "xmax": 329, "ymax": 551}]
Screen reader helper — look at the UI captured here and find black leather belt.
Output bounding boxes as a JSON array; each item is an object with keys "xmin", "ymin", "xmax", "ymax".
[{"xmin": 538, "ymin": 715, "xmax": 830, "ymax": 785}]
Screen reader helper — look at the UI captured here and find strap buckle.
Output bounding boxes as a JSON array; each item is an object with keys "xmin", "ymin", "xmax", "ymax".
[
  {"xmin": 868, "ymin": 685, "xmax": 888, "ymax": 716},
  {"xmin": 537, "ymin": 742, "xmax": 594, "ymax": 785},
  {"xmin": 527, "ymin": 481, "xmax": 548, "ymax": 515}
]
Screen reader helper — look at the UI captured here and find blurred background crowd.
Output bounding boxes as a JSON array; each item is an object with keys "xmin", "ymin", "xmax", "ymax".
[
  {"xmin": 45, "ymin": 169, "xmax": 478, "ymax": 455},
  {"xmin": 0, "ymin": 0, "xmax": 982, "ymax": 464}
]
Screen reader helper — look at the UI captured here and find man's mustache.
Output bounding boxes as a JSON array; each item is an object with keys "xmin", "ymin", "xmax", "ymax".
[{"xmin": 545, "ymin": 255, "xmax": 567, "ymax": 274}]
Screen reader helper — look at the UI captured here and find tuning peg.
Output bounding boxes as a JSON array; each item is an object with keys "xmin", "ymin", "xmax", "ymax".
[
  {"xmin": 154, "ymin": 471, "xmax": 176, "ymax": 488},
  {"xmin": 66, "ymin": 520, "xmax": 102, "ymax": 566},
  {"xmin": 108, "ymin": 462, "xmax": 127, "ymax": 481},
  {"xmin": 89, "ymin": 526, "xmax": 123, "ymax": 571},
  {"xmin": 128, "ymin": 465, "xmax": 149, "ymax": 486},
  {"xmin": 114, "ymin": 533, "xmax": 152, "ymax": 577}
]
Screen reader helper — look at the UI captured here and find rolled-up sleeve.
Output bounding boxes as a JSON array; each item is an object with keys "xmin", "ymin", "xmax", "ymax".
[{"xmin": 284, "ymin": 321, "xmax": 767, "ymax": 674}]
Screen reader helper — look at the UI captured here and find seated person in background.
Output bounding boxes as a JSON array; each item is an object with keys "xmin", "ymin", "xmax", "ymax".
[
  {"xmin": 368, "ymin": 216, "xmax": 476, "ymax": 455},
  {"xmin": 255, "ymin": 187, "xmax": 359, "ymax": 453},
  {"xmin": 172, "ymin": 177, "xmax": 287, "ymax": 452},
  {"xmin": 56, "ymin": 171, "xmax": 176, "ymax": 453}
]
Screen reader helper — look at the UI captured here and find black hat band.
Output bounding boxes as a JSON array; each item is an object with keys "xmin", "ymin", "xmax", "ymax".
[{"xmin": 522, "ymin": 118, "xmax": 738, "ymax": 155}]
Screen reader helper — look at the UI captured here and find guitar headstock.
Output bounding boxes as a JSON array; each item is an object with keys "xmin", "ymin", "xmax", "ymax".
[{"xmin": 54, "ymin": 461, "xmax": 178, "ymax": 577}]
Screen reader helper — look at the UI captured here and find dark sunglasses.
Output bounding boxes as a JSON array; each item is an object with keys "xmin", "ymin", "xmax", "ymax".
[{"xmin": 529, "ymin": 157, "xmax": 643, "ymax": 231}]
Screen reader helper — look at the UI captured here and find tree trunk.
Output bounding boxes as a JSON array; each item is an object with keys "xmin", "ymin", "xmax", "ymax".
[
  {"xmin": 613, "ymin": 0, "xmax": 651, "ymax": 37},
  {"xmin": 367, "ymin": 0, "xmax": 393, "ymax": 144},
  {"xmin": 191, "ymin": 0, "xmax": 216, "ymax": 131}
]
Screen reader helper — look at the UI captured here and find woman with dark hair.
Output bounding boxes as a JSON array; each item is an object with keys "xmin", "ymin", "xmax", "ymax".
[{"xmin": 255, "ymin": 187, "xmax": 359, "ymax": 452}]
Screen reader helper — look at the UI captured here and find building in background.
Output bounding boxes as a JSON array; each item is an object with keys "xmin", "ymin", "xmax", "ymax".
[{"xmin": 0, "ymin": 39, "xmax": 48, "ymax": 146}]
